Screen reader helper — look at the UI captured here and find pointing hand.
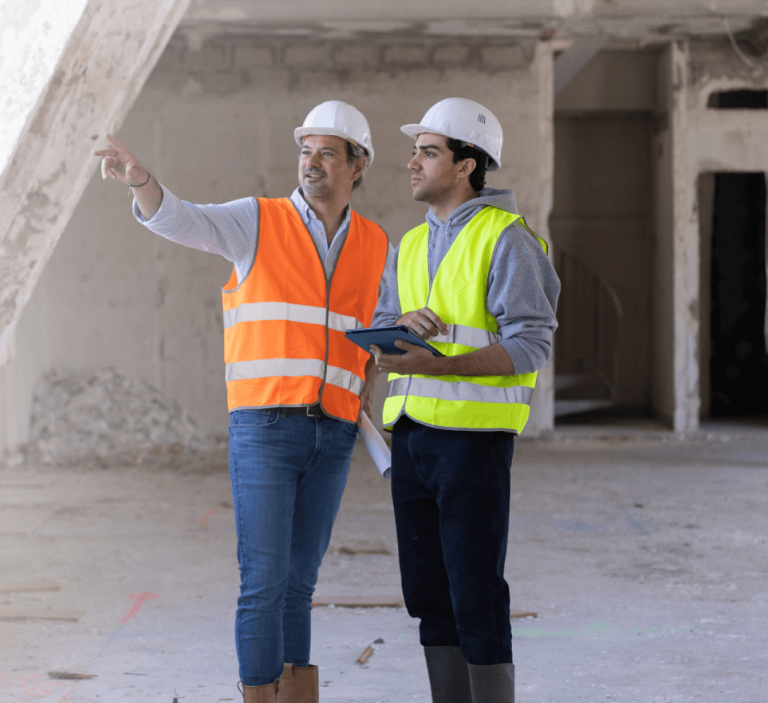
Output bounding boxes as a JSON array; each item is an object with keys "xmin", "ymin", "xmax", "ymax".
[{"xmin": 93, "ymin": 134, "xmax": 148, "ymax": 186}]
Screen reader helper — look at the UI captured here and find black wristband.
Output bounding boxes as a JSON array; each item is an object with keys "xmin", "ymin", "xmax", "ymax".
[{"xmin": 128, "ymin": 172, "xmax": 151, "ymax": 188}]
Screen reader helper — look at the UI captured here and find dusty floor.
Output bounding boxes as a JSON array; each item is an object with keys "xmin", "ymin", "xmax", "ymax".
[{"xmin": 1, "ymin": 424, "xmax": 767, "ymax": 703}]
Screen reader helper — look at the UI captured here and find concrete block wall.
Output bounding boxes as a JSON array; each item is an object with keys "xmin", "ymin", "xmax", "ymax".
[{"xmin": 0, "ymin": 32, "xmax": 554, "ymax": 457}]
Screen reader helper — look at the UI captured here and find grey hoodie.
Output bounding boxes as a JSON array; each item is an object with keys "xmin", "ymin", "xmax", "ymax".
[{"xmin": 371, "ymin": 187, "xmax": 560, "ymax": 375}]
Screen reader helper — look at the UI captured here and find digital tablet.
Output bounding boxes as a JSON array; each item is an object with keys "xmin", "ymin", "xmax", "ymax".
[{"xmin": 345, "ymin": 325, "xmax": 445, "ymax": 357}]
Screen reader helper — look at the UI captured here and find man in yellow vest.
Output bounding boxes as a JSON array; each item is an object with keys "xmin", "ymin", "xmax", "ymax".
[
  {"xmin": 371, "ymin": 98, "xmax": 560, "ymax": 703},
  {"xmin": 95, "ymin": 101, "xmax": 391, "ymax": 703}
]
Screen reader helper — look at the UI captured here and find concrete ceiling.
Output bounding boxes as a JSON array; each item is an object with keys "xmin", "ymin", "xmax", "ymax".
[{"xmin": 180, "ymin": 0, "xmax": 768, "ymax": 41}]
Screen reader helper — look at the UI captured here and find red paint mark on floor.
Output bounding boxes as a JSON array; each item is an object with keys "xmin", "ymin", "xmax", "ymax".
[
  {"xmin": 0, "ymin": 673, "xmax": 75, "ymax": 700},
  {"xmin": 121, "ymin": 592, "xmax": 159, "ymax": 625},
  {"xmin": 200, "ymin": 508, "xmax": 217, "ymax": 526}
]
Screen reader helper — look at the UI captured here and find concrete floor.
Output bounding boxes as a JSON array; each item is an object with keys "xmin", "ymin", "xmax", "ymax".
[{"xmin": 1, "ymin": 425, "xmax": 767, "ymax": 702}]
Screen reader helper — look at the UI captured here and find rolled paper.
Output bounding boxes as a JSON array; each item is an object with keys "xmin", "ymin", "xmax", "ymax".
[{"xmin": 359, "ymin": 411, "xmax": 392, "ymax": 479}]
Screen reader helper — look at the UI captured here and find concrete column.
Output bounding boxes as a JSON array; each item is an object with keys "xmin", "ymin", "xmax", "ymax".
[
  {"xmin": 669, "ymin": 42, "xmax": 700, "ymax": 435},
  {"xmin": 652, "ymin": 41, "xmax": 698, "ymax": 434},
  {"xmin": 527, "ymin": 42, "xmax": 557, "ymax": 437},
  {"xmin": 0, "ymin": 0, "xmax": 191, "ymax": 365}
]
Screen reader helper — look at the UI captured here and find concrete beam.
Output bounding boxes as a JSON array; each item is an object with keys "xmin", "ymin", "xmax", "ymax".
[
  {"xmin": 553, "ymin": 36, "xmax": 609, "ymax": 94},
  {"xmin": 0, "ymin": 0, "xmax": 191, "ymax": 364}
]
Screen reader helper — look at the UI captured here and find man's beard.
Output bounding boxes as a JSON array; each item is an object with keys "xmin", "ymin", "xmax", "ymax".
[
  {"xmin": 303, "ymin": 170, "xmax": 333, "ymax": 201},
  {"xmin": 412, "ymin": 182, "xmax": 435, "ymax": 203}
]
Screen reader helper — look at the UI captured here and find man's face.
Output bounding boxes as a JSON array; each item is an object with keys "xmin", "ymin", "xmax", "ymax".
[
  {"xmin": 407, "ymin": 133, "xmax": 462, "ymax": 204},
  {"xmin": 298, "ymin": 135, "xmax": 360, "ymax": 202}
]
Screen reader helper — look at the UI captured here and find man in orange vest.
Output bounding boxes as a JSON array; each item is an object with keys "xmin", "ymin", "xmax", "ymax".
[{"xmin": 94, "ymin": 101, "xmax": 391, "ymax": 703}]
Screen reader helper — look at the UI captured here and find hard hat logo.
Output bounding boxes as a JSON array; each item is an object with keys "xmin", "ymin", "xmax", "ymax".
[
  {"xmin": 294, "ymin": 100, "xmax": 374, "ymax": 168},
  {"xmin": 401, "ymin": 98, "xmax": 504, "ymax": 171}
]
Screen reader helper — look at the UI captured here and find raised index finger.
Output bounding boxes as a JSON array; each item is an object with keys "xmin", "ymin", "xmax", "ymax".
[{"xmin": 104, "ymin": 133, "xmax": 127, "ymax": 152}]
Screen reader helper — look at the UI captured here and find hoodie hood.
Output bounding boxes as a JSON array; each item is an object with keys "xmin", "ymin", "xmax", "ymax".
[
  {"xmin": 423, "ymin": 188, "xmax": 520, "ymax": 281},
  {"xmin": 425, "ymin": 187, "xmax": 518, "ymax": 231}
]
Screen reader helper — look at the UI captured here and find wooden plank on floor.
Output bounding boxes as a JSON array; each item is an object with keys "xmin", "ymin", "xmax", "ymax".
[
  {"xmin": 48, "ymin": 672, "xmax": 97, "ymax": 680},
  {"xmin": 0, "ymin": 580, "xmax": 61, "ymax": 593},
  {"xmin": 312, "ymin": 596, "xmax": 403, "ymax": 608},
  {"xmin": 0, "ymin": 608, "xmax": 85, "ymax": 622},
  {"xmin": 510, "ymin": 609, "xmax": 538, "ymax": 619}
]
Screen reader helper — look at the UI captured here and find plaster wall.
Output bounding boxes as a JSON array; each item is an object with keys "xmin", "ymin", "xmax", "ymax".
[{"xmin": 0, "ymin": 34, "xmax": 555, "ymax": 455}]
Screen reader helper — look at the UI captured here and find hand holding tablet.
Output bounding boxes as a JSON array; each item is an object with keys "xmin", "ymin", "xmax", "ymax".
[{"xmin": 345, "ymin": 325, "xmax": 445, "ymax": 357}]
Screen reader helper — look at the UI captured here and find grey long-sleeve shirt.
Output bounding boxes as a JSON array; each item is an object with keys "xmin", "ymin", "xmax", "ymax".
[
  {"xmin": 371, "ymin": 187, "xmax": 560, "ymax": 375},
  {"xmin": 133, "ymin": 185, "xmax": 394, "ymax": 291}
]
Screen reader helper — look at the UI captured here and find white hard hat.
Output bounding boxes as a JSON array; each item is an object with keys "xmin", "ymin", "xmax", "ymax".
[
  {"xmin": 401, "ymin": 98, "xmax": 503, "ymax": 171},
  {"xmin": 294, "ymin": 100, "xmax": 374, "ymax": 168}
]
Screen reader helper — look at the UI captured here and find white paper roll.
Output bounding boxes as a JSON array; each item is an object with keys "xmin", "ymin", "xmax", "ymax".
[{"xmin": 359, "ymin": 411, "xmax": 392, "ymax": 479}]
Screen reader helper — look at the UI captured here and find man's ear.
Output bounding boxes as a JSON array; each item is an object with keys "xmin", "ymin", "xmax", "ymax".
[
  {"xmin": 351, "ymin": 157, "xmax": 365, "ymax": 181},
  {"xmin": 456, "ymin": 157, "xmax": 477, "ymax": 181}
]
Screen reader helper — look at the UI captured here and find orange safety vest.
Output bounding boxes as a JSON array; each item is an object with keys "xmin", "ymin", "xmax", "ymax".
[{"xmin": 222, "ymin": 198, "xmax": 388, "ymax": 423}]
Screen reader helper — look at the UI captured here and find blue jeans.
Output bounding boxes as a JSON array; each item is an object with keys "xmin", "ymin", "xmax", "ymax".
[
  {"xmin": 390, "ymin": 416, "xmax": 515, "ymax": 666},
  {"xmin": 228, "ymin": 410, "xmax": 357, "ymax": 686}
]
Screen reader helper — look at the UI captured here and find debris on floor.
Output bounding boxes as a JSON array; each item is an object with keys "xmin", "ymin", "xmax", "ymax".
[
  {"xmin": 510, "ymin": 609, "xmax": 538, "ymax": 619},
  {"xmin": 312, "ymin": 596, "xmax": 403, "ymax": 608},
  {"xmin": 0, "ymin": 608, "xmax": 86, "ymax": 621},
  {"xmin": 48, "ymin": 672, "xmax": 97, "ymax": 680},
  {"xmin": 356, "ymin": 645, "xmax": 375, "ymax": 665}
]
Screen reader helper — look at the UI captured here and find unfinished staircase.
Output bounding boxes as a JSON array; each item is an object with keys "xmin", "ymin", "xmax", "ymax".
[{"xmin": 554, "ymin": 251, "xmax": 622, "ymax": 418}]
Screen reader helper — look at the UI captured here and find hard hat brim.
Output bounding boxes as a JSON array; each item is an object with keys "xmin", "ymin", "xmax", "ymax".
[
  {"xmin": 400, "ymin": 124, "xmax": 500, "ymax": 171},
  {"xmin": 294, "ymin": 127, "xmax": 373, "ymax": 167}
]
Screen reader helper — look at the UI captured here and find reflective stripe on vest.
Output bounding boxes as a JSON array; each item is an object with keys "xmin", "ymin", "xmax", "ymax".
[
  {"xmin": 222, "ymin": 198, "xmax": 388, "ymax": 421},
  {"xmin": 222, "ymin": 302, "xmax": 364, "ymax": 334},
  {"xmin": 382, "ymin": 206, "xmax": 547, "ymax": 434}
]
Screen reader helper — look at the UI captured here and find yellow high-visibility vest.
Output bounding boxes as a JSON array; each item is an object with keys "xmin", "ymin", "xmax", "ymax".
[{"xmin": 383, "ymin": 206, "xmax": 547, "ymax": 434}]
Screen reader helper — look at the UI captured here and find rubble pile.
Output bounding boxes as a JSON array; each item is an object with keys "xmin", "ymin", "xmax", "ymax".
[{"xmin": 29, "ymin": 368, "xmax": 210, "ymax": 464}]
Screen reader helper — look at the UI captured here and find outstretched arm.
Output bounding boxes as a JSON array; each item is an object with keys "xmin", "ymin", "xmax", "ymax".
[{"xmin": 93, "ymin": 133, "xmax": 163, "ymax": 220}]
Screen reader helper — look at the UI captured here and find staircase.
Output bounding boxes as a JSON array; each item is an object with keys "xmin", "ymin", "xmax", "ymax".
[{"xmin": 554, "ymin": 251, "xmax": 622, "ymax": 418}]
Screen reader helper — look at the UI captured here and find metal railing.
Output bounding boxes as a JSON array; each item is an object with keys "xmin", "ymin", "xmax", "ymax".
[{"xmin": 555, "ymin": 250, "xmax": 623, "ymax": 405}]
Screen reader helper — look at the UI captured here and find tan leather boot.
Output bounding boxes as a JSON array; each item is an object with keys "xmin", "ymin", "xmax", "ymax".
[
  {"xmin": 238, "ymin": 679, "xmax": 280, "ymax": 703},
  {"xmin": 278, "ymin": 663, "xmax": 319, "ymax": 703}
]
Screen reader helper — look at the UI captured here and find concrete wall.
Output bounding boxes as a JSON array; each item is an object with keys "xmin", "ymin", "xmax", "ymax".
[
  {"xmin": 0, "ymin": 0, "xmax": 192, "ymax": 413},
  {"xmin": 647, "ymin": 37, "xmax": 768, "ymax": 433},
  {"xmin": 685, "ymin": 39, "xmax": 768, "ymax": 425},
  {"xmin": 552, "ymin": 50, "xmax": 657, "ymax": 412},
  {"xmin": 0, "ymin": 33, "xmax": 555, "ymax": 456},
  {"xmin": 0, "ymin": 0, "xmax": 89, "ymax": 172}
]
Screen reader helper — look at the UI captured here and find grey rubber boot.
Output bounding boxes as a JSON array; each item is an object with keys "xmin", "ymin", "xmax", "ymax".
[
  {"xmin": 468, "ymin": 662, "xmax": 515, "ymax": 703},
  {"xmin": 424, "ymin": 646, "xmax": 472, "ymax": 703}
]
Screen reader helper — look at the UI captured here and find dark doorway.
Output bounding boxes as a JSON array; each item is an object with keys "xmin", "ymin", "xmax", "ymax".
[{"xmin": 709, "ymin": 173, "xmax": 768, "ymax": 417}]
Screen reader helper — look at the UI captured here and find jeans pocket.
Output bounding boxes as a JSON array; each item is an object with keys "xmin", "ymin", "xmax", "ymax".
[
  {"xmin": 342, "ymin": 420, "xmax": 359, "ymax": 436},
  {"xmin": 230, "ymin": 409, "xmax": 279, "ymax": 428}
]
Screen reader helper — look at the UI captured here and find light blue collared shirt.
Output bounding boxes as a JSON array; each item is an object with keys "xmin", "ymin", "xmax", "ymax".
[{"xmin": 134, "ymin": 185, "xmax": 393, "ymax": 288}]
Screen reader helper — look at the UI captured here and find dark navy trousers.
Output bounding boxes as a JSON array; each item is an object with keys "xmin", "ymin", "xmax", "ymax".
[{"xmin": 390, "ymin": 416, "xmax": 515, "ymax": 666}]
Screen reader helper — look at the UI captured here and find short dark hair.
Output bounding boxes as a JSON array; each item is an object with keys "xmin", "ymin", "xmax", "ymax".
[
  {"xmin": 446, "ymin": 138, "xmax": 487, "ymax": 192},
  {"xmin": 345, "ymin": 141, "xmax": 367, "ymax": 191}
]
